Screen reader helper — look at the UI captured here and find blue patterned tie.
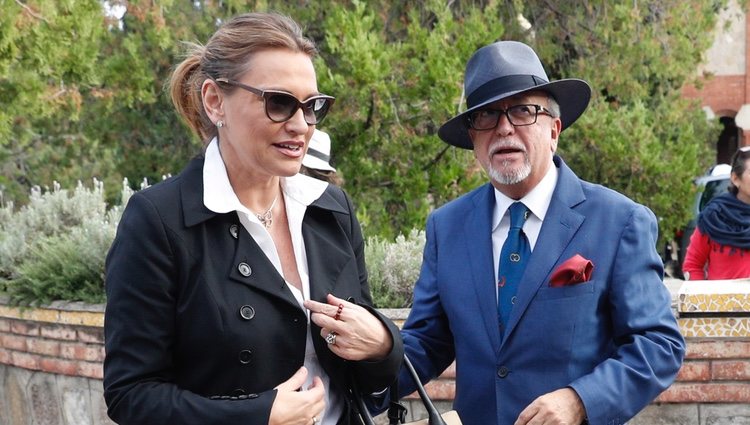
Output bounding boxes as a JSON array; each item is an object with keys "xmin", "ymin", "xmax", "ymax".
[{"xmin": 497, "ymin": 202, "xmax": 531, "ymax": 334}]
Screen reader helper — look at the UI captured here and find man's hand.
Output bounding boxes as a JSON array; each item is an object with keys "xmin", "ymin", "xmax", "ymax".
[{"xmin": 514, "ymin": 387, "xmax": 586, "ymax": 425}]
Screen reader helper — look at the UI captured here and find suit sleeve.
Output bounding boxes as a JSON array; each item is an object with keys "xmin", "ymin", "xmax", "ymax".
[
  {"xmin": 682, "ymin": 228, "xmax": 709, "ymax": 280},
  {"xmin": 568, "ymin": 205, "xmax": 685, "ymax": 424}
]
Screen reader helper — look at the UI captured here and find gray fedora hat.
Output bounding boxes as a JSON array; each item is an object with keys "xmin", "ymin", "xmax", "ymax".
[{"xmin": 438, "ymin": 41, "xmax": 591, "ymax": 149}]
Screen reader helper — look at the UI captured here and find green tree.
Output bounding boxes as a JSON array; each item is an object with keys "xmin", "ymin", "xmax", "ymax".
[
  {"xmin": 510, "ymin": 0, "xmax": 724, "ymax": 241},
  {"xmin": 0, "ymin": 0, "xmax": 111, "ymax": 201},
  {"xmin": 1, "ymin": 0, "xmax": 728, "ymax": 246}
]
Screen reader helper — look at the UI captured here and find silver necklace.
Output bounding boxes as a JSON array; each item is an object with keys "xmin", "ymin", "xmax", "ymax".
[{"xmin": 255, "ymin": 193, "xmax": 279, "ymax": 229}]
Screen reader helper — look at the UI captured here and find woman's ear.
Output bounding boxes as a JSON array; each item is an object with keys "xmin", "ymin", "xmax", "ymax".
[
  {"xmin": 202, "ymin": 79, "xmax": 224, "ymax": 125},
  {"xmin": 731, "ymin": 171, "xmax": 741, "ymax": 188}
]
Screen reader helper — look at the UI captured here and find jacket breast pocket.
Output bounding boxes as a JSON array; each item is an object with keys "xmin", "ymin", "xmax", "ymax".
[{"xmin": 534, "ymin": 280, "xmax": 595, "ymax": 301}]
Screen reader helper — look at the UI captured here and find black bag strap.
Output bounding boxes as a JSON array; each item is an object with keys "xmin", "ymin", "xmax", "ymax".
[
  {"xmin": 349, "ymin": 375, "xmax": 377, "ymax": 425},
  {"xmin": 387, "ymin": 355, "xmax": 448, "ymax": 425},
  {"xmin": 387, "ymin": 379, "xmax": 407, "ymax": 425}
]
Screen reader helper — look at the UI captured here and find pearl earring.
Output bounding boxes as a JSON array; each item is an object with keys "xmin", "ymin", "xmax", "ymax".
[{"xmin": 216, "ymin": 120, "xmax": 224, "ymax": 128}]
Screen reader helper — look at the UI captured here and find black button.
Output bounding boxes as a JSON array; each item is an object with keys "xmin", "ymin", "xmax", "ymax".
[
  {"xmin": 239, "ymin": 305, "xmax": 255, "ymax": 320},
  {"xmin": 229, "ymin": 224, "xmax": 239, "ymax": 239},
  {"xmin": 238, "ymin": 349, "xmax": 253, "ymax": 364},
  {"xmin": 497, "ymin": 366, "xmax": 509, "ymax": 378},
  {"xmin": 238, "ymin": 263, "xmax": 252, "ymax": 276}
]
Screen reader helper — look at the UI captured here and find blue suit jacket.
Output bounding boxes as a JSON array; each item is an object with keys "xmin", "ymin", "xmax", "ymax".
[{"xmin": 399, "ymin": 156, "xmax": 685, "ymax": 425}]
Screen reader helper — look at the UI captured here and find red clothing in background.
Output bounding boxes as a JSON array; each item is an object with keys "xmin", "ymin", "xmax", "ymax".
[{"xmin": 682, "ymin": 227, "xmax": 750, "ymax": 280}]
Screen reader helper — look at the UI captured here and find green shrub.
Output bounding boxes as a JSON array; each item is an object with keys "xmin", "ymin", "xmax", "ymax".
[
  {"xmin": 365, "ymin": 228, "xmax": 425, "ymax": 308},
  {"xmin": 0, "ymin": 179, "xmax": 133, "ymax": 305},
  {"xmin": 1, "ymin": 178, "xmax": 421, "ymax": 308}
]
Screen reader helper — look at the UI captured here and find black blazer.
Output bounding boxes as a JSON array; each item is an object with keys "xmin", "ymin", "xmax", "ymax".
[{"xmin": 103, "ymin": 156, "xmax": 403, "ymax": 425}]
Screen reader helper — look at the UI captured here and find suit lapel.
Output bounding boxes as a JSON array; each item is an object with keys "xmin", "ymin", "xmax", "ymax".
[
  {"xmin": 465, "ymin": 184, "xmax": 502, "ymax": 350},
  {"xmin": 501, "ymin": 157, "xmax": 586, "ymax": 346},
  {"xmin": 303, "ymin": 189, "xmax": 352, "ymax": 302},
  {"xmin": 227, "ymin": 188, "xmax": 351, "ymax": 308},
  {"xmin": 228, "ymin": 222, "xmax": 301, "ymax": 309}
]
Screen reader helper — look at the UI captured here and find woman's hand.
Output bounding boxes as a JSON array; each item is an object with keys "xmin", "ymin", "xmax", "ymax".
[
  {"xmin": 269, "ymin": 367, "xmax": 325, "ymax": 425},
  {"xmin": 304, "ymin": 294, "xmax": 393, "ymax": 361}
]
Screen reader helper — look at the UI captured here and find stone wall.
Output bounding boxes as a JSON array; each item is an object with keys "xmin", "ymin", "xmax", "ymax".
[
  {"xmin": 1, "ymin": 279, "xmax": 749, "ymax": 425},
  {"xmin": 0, "ymin": 298, "xmax": 112, "ymax": 425}
]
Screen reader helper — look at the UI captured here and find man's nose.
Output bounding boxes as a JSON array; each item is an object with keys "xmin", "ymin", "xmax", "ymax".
[{"xmin": 494, "ymin": 111, "xmax": 515, "ymax": 136}]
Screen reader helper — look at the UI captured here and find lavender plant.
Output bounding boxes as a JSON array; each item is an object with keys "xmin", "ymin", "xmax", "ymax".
[
  {"xmin": 1, "ymin": 176, "xmax": 423, "ymax": 308},
  {"xmin": 365, "ymin": 228, "xmax": 425, "ymax": 308},
  {"xmin": 0, "ymin": 179, "xmax": 134, "ymax": 305}
]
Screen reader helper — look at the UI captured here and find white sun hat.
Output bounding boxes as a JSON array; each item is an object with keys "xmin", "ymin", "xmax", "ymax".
[{"xmin": 303, "ymin": 129, "xmax": 337, "ymax": 172}]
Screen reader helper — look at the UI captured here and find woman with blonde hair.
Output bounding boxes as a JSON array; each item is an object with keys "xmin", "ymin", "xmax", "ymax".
[{"xmin": 103, "ymin": 12, "xmax": 402, "ymax": 425}]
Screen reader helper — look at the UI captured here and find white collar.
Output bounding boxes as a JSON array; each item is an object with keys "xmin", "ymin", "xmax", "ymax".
[
  {"xmin": 202, "ymin": 137, "xmax": 328, "ymax": 216},
  {"xmin": 492, "ymin": 161, "xmax": 559, "ymax": 230}
]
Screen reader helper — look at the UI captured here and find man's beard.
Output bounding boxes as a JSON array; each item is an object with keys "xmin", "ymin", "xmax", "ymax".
[{"xmin": 488, "ymin": 156, "xmax": 531, "ymax": 185}]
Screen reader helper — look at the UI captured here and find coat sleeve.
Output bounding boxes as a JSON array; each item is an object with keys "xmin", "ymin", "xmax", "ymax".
[
  {"xmin": 568, "ymin": 204, "xmax": 685, "ymax": 424},
  {"xmin": 682, "ymin": 227, "xmax": 710, "ymax": 280},
  {"xmin": 103, "ymin": 193, "xmax": 276, "ymax": 425}
]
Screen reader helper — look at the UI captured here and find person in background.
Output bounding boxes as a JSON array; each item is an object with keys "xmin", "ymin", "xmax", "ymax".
[
  {"xmin": 683, "ymin": 146, "xmax": 750, "ymax": 280},
  {"xmin": 103, "ymin": 12, "xmax": 402, "ymax": 425},
  {"xmin": 392, "ymin": 40, "xmax": 685, "ymax": 424},
  {"xmin": 301, "ymin": 129, "xmax": 343, "ymax": 185}
]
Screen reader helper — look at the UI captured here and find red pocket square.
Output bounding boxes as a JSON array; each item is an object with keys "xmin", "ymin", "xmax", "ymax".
[{"xmin": 549, "ymin": 254, "xmax": 594, "ymax": 287}]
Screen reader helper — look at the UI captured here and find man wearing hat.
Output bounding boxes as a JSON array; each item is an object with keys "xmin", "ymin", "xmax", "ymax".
[{"xmin": 395, "ymin": 41, "xmax": 685, "ymax": 424}]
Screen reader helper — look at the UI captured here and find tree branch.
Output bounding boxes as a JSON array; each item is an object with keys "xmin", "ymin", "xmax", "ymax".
[
  {"xmin": 15, "ymin": 0, "xmax": 49, "ymax": 23},
  {"xmin": 422, "ymin": 145, "xmax": 451, "ymax": 171}
]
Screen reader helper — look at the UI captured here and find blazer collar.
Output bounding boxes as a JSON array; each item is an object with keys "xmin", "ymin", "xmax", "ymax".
[{"xmin": 178, "ymin": 155, "xmax": 348, "ymax": 228}]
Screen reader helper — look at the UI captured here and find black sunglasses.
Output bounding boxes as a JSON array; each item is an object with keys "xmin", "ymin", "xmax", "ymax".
[{"xmin": 215, "ymin": 78, "xmax": 335, "ymax": 125}]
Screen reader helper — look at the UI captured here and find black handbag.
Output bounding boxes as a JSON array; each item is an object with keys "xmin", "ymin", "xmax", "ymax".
[{"xmin": 352, "ymin": 355, "xmax": 461, "ymax": 425}]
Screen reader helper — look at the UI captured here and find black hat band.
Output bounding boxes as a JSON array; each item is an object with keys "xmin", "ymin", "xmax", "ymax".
[
  {"xmin": 306, "ymin": 147, "xmax": 330, "ymax": 163},
  {"xmin": 467, "ymin": 74, "xmax": 549, "ymax": 109}
]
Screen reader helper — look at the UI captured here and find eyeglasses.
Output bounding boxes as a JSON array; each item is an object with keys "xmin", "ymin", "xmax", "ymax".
[
  {"xmin": 215, "ymin": 78, "xmax": 335, "ymax": 125},
  {"xmin": 467, "ymin": 104, "xmax": 554, "ymax": 131}
]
